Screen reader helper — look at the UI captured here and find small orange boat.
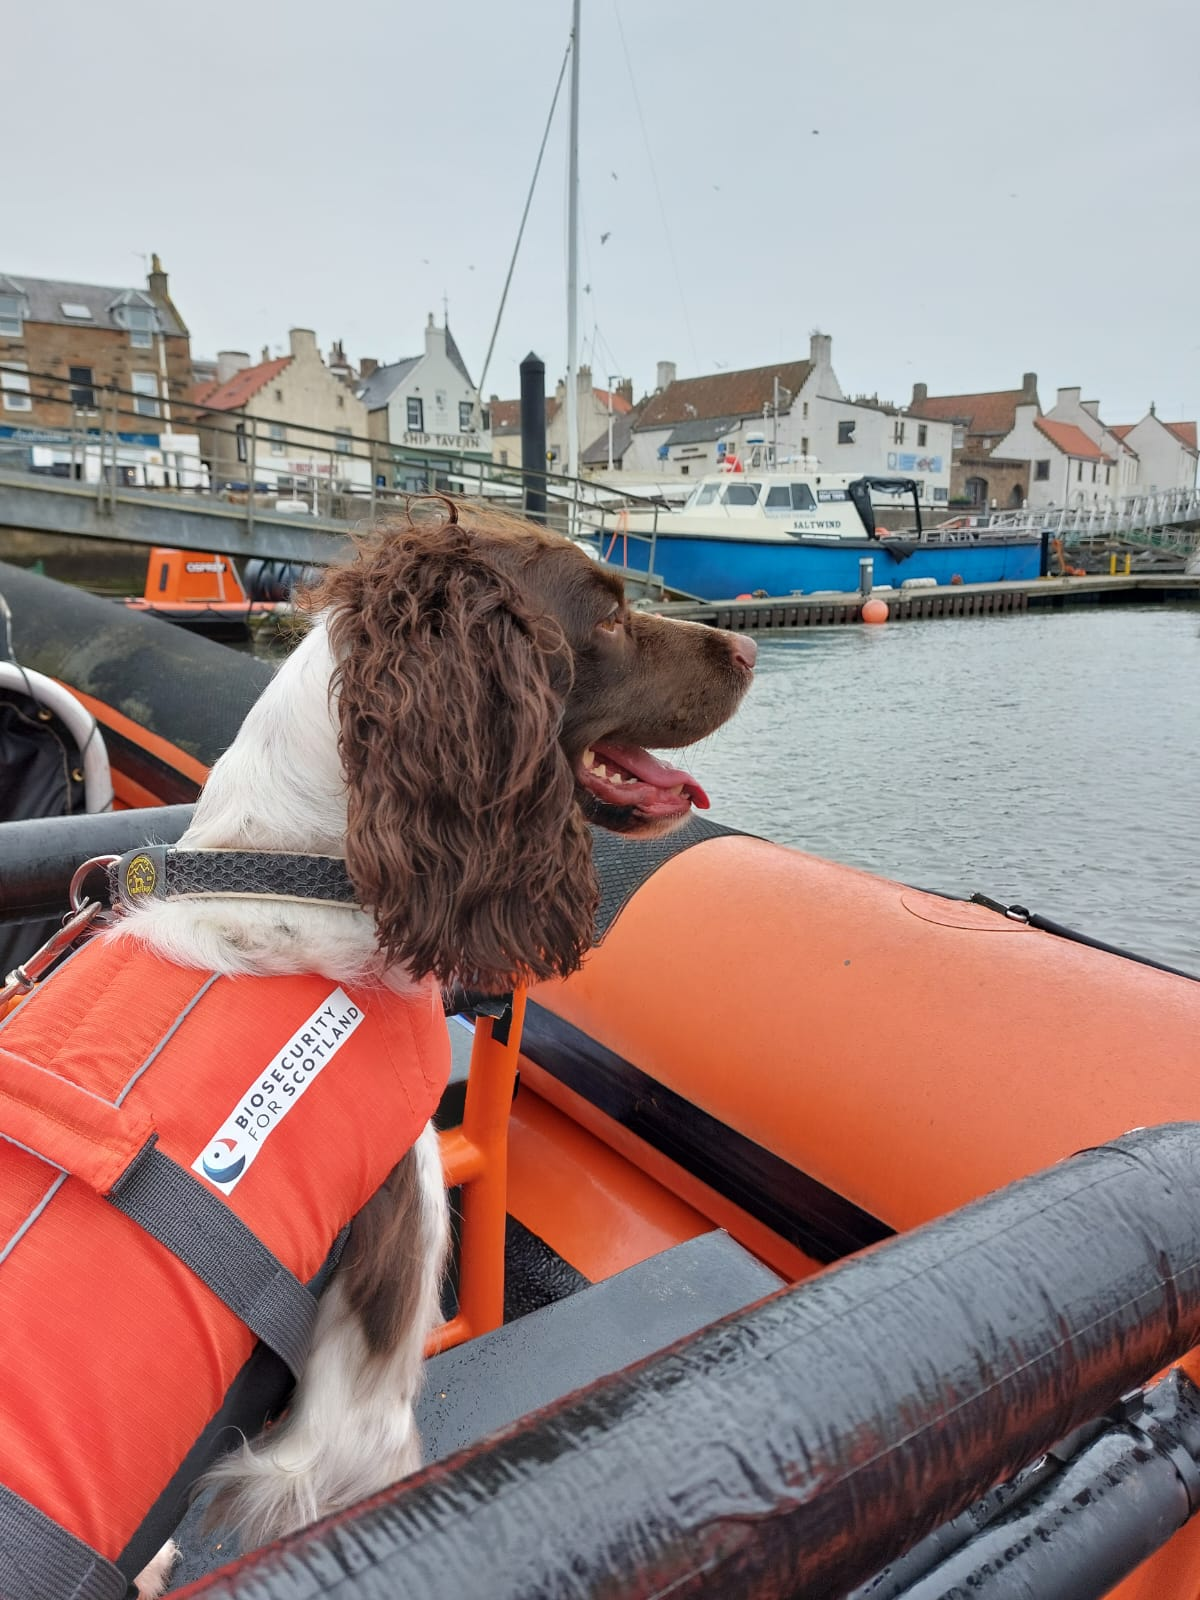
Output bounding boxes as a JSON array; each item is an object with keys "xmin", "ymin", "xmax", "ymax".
[
  {"xmin": 3, "ymin": 559, "xmax": 1200, "ymax": 1600},
  {"xmin": 123, "ymin": 546, "xmax": 295, "ymax": 641}
]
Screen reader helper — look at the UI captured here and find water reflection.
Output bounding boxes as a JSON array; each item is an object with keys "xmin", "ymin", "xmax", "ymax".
[{"xmin": 689, "ymin": 607, "xmax": 1200, "ymax": 971}]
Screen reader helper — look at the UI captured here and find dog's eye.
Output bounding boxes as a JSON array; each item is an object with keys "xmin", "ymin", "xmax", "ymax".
[{"xmin": 596, "ymin": 612, "xmax": 623, "ymax": 634}]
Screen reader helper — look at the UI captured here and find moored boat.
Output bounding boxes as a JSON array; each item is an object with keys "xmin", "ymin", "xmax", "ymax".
[{"xmin": 589, "ymin": 467, "xmax": 1044, "ymax": 598}]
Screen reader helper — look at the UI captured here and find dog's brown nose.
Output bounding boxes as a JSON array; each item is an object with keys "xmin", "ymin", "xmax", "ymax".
[{"xmin": 729, "ymin": 632, "xmax": 757, "ymax": 672}]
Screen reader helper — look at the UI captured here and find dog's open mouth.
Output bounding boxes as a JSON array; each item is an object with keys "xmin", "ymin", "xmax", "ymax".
[{"xmin": 576, "ymin": 740, "xmax": 710, "ymax": 820}]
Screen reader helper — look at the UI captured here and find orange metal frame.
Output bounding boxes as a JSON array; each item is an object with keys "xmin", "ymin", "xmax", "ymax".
[{"xmin": 427, "ymin": 991, "xmax": 527, "ymax": 1354}]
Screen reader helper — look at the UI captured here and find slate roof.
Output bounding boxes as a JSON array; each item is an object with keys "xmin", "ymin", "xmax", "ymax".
[
  {"xmin": 1034, "ymin": 417, "xmax": 1112, "ymax": 462},
  {"xmin": 908, "ymin": 389, "xmax": 1029, "ymax": 437},
  {"xmin": 0, "ymin": 273, "xmax": 187, "ymax": 337},
  {"xmin": 356, "ymin": 356, "xmax": 422, "ymax": 411},
  {"xmin": 663, "ymin": 415, "xmax": 742, "ymax": 447},
  {"xmin": 581, "ymin": 408, "xmax": 640, "ymax": 465},
  {"xmin": 637, "ymin": 360, "xmax": 813, "ymax": 430},
  {"xmin": 191, "ymin": 357, "xmax": 292, "ymax": 412}
]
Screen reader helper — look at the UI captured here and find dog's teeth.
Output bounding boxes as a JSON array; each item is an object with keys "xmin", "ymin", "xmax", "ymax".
[{"xmin": 583, "ymin": 749, "xmax": 597, "ymax": 770}]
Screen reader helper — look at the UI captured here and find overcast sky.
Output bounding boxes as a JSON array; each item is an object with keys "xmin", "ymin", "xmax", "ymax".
[{"xmin": 5, "ymin": 0, "xmax": 1198, "ymax": 423}]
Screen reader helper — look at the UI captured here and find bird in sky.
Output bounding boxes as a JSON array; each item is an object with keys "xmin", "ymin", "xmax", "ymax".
[{"xmin": 600, "ymin": 231, "xmax": 611, "ymax": 245}]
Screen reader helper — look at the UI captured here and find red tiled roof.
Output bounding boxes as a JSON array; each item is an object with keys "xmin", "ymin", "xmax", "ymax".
[
  {"xmin": 1109, "ymin": 423, "xmax": 1133, "ymax": 440},
  {"xmin": 193, "ymin": 356, "xmax": 292, "ymax": 412},
  {"xmin": 1165, "ymin": 420, "xmax": 1198, "ymax": 451},
  {"xmin": 908, "ymin": 389, "xmax": 1029, "ymax": 437},
  {"xmin": 491, "ymin": 387, "xmax": 630, "ymax": 435},
  {"xmin": 637, "ymin": 360, "xmax": 813, "ymax": 430},
  {"xmin": 1034, "ymin": 417, "xmax": 1110, "ymax": 461},
  {"xmin": 592, "ymin": 386, "xmax": 632, "ymax": 415}
]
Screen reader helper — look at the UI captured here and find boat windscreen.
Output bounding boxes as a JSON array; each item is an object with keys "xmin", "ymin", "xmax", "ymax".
[{"xmin": 721, "ymin": 482, "xmax": 761, "ymax": 506}]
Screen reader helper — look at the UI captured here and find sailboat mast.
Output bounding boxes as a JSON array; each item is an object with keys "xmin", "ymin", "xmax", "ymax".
[{"xmin": 565, "ymin": 0, "xmax": 581, "ymax": 486}]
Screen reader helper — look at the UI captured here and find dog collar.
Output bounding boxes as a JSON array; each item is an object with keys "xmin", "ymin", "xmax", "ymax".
[{"xmin": 108, "ymin": 845, "xmax": 358, "ymax": 912}]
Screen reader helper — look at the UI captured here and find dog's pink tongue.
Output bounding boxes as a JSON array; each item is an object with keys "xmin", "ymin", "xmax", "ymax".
[{"xmin": 592, "ymin": 741, "xmax": 711, "ymax": 810}]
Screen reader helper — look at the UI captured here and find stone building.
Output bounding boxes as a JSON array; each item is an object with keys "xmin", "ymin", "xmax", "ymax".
[
  {"xmin": 191, "ymin": 328, "xmax": 370, "ymax": 492},
  {"xmin": 356, "ymin": 316, "xmax": 489, "ymax": 491},
  {"xmin": 1111, "ymin": 408, "xmax": 1198, "ymax": 491},
  {"xmin": 0, "ymin": 256, "xmax": 191, "ymax": 437},
  {"xmin": 907, "ymin": 374, "xmax": 1040, "ymax": 509},
  {"xmin": 488, "ymin": 367, "xmax": 633, "ymax": 475}
]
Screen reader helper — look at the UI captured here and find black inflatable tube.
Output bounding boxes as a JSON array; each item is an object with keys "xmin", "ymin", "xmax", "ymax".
[
  {"xmin": 0, "ymin": 561, "xmax": 272, "ymax": 769},
  {"xmin": 0, "ymin": 806, "xmax": 194, "ymax": 919},
  {"xmin": 893, "ymin": 1372, "xmax": 1200, "ymax": 1600},
  {"xmin": 179, "ymin": 1124, "xmax": 1200, "ymax": 1600}
]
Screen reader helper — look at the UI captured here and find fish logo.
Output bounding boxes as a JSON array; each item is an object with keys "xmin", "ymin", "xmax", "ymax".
[{"xmin": 200, "ymin": 1137, "xmax": 246, "ymax": 1185}]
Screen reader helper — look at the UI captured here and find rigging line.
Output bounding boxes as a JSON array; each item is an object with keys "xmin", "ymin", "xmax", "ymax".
[
  {"xmin": 477, "ymin": 36, "xmax": 572, "ymax": 404},
  {"xmin": 611, "ymin": 0, "xmax": 699, "ymax": 369}
]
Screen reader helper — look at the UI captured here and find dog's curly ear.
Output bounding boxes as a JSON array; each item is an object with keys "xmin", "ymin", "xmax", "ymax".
[{"xmin": 318, "ymin": 518, "xmax": 596, "ymax": 991}]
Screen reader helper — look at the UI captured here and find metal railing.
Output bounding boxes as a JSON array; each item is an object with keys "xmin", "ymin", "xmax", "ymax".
[
  {"xmin": 942, "ymin": 488, "xmax": 1200, "ymax": 555},
  {"xmin": 0, "ymin": 369, "xmax": 671, "ymax": 543}
]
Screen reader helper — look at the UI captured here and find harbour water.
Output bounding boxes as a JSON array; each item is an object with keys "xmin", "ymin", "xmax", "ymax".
[{"xmin": 685, "ymin": 605, "xmax": 1200, "ymax": 973}]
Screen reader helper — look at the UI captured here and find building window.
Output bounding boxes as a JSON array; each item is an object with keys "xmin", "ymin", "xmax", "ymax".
[
  {"xmin": 1035, "ymin": 459, "xmax": 1050, "ymax": 480},
  {"xmin": 893, "ymin": 421, "xmax": 905, "ymax": 445},
  {"xmin": 499, "ymin": 449, "xmax": 509, "ymax": 466},
  {"xmin": 1, "ymin": 362, "xmax": 32, "ymax": 411},
  {"xmin": 680, "ymin": 464, "xmax": 689, "ymax": 475},
  {"xmin": 125, "ymin": 306, "xmax": 158, "ymax": 348},
  {"xmin": 800, "ymin": 436, "xmax": 809, "ymax": 456},
  {"xmin": 1105, "ymin": 465, "xmax": 1111, "ymax": 484},
  {"xmin": 275, "ymin": 388, "xmax": 284, "ymax": 402},
  {"xmin": 130, "ymin": 371, "xmax": 159, "ymax": 418},
  {"xmin": 917, "ymin": 424, "xmax": 927, "ymax": 447},
  {"xmin": 459, "ymin": 401, "xmax": 473, "ymax": 431},
  {"xmin": 407, "ymin": 396, "xmax": 424, "ymax": 431},
  {"xmin": 270, "ymin": 423, "xmax": 286, "ymax": 455},
  {"xmin": 837, "ymin": 420, "xmax": 855, "ymax": 445},
  {"xmin": 952, "ymin": 424, "xmax": 966, "ymax": 450},
  {"xmin": 69, "ymin": 366, "xmax": 96, "ymax": 410},
  {"xmin": 801, "ymin": 401, "xmax": 808, "ymax": 420},
  {"xmin": 1091, "ymin": 462, "xmax": 1097, "ymax": 482},
  {"xmin": 0, "ymin": 294, "xmax": 24, "ymax": 337},
  {"xmin": 235, "ymin": 422, "xmax": 247, "ymax": 463},
  {"xmin": 336, "ymin": 393, "xmax": 345, "ymax": 409},
  {"xmin": 1077, "ymin": 461, "xmax": 1083, "ymax": 482},
  {"xmin": 965, "ymin": 476, "xmax": 988, "ymax": 505},
  {"xmin": 932, "ymin": 487, "xmax": 948, "ymax": 501},
  {"xmin": 335, "ymin": 427, "xmax": 352, "ymax": 454}
]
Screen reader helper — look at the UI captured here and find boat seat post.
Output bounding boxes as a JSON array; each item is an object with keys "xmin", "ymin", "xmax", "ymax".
[{"xmin": 429, "ymin": 990, "xmax": 526, "ymax": 1353}]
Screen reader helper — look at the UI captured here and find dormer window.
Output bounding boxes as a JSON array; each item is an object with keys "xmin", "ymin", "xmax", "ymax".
[
  {"xmin": 0, "ymin": 293, "xmax": 24, "ymax": 338},
  {"xmin": 111, "ymin": 296, "xmax": 160, "ymax": 348},
  {"xmin": 60, "ymin": 303, "xmax": 93, "ymax": 320}
]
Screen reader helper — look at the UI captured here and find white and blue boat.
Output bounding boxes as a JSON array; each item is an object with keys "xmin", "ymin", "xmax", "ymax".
[{"xmin": 589, "ymin": 469, "xmax": 1043, "ymax": 600}]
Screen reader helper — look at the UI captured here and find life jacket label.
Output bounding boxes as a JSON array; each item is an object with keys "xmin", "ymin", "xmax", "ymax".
[{"xmin": 192, "ymin": 986, "xmax": 364, "ymax": 1193}]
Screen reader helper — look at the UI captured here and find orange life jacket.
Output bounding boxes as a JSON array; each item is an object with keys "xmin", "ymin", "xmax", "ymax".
[{"xmin": 0, "ymin": 933, "xmax": 449, "ymax": 1600}]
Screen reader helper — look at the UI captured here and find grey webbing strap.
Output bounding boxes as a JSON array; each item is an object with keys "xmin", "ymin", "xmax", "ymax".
[
  {"xmin": 109, "ymin": 1143, "xmax": 317, "ymax": 1379},
  {"xmin": 0, "ymin": 1483, "xmax": 127, "ymax": 1600}
]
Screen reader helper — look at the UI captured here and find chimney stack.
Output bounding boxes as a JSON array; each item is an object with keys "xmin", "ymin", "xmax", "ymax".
[
  {"xmin": 288, "ymin": 328, "xmax": 318, "ymax": 360},
  {"xmin": 216, "ymin": 350, "xmax": 250, "ymax": 384},
  {"xmin": 911, "ymin": 381, "xmax": 928, "ymax": 406},
  {"xmin": 656, "ymin": 360, "xmax": 676, "ymax": 392},
  {"xmin": 360, "ymin": 357, "xmax": 379, "ymax": 379},
  {"xmin": 809, "ymin": 331, "xmax": 832, "ymax": 367},
  {"xmin": 1022, "ymin": 371, "xmax": 1038, "ymax": 401},
  {"xmin": 618, "ymin": 378, "xmax": 633, "ymax": 406}
]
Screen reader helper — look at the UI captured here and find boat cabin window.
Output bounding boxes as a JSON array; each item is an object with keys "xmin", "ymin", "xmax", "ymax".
[
  {"xmin": 790, "ymin": 482, "xmax": 817, "ymax": 510},
  {"xmin": 692, "ymin": 482, "xmax": 721, "ymax": 506},
  {"xmin": 721, "ymin": 482, "xmax": 761, "ymax": 506},
  {"xmin": 764, "ymin": 485, "xmax": 791, "ymax": 511}
]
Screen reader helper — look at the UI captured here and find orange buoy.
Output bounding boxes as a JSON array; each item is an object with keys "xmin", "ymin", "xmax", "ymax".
[
  {"xmin": 861, "ymin": 598, "xmax": 889, "ymax": 625},
  {"xmin": 735, "ymin": 593, "xmax": 754, "ymax": 601}
]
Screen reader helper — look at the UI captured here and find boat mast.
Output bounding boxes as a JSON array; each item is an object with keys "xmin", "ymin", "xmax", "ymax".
[{"xmin": 565, "ymin": 0, "xmax": 581, "ymax": 489}]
